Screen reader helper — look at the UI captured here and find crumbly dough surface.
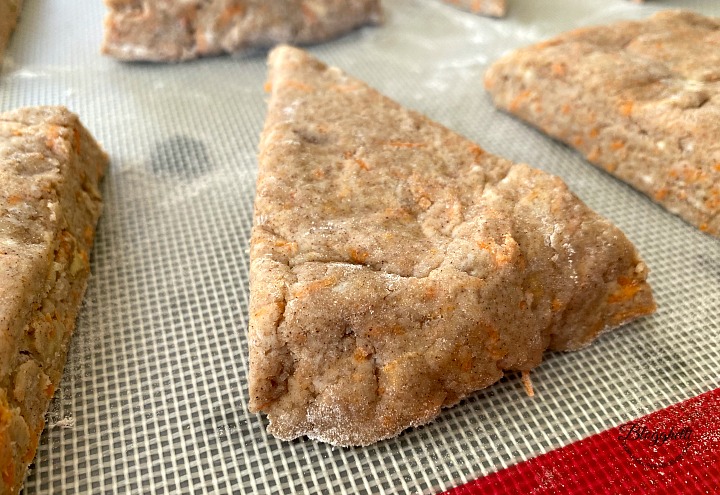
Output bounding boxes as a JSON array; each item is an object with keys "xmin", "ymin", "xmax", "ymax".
[
  {"xmin": 485, "ymin": 10, "xmax": 720, "ymax": 237},
  {"xmin": 102, "ymin": 0, "xmax": 382, "ymax": 62},
  {"xmin": 0, "ymin": 107, "xmax": 108, "ymax": 495},
  {"xmin": 249, "ymin": 45, "xmax": 656, "ymax": 447},
  {"xmin": 441, "ymin": 0, "xmax": 506, "ymax": 18},
  {"xmin": 0, "ymin": 0, "xmax": 23, "ymax": 63}
]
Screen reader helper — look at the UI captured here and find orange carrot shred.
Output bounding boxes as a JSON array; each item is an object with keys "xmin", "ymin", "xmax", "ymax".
[
  {"xmin": 619, "ymin": 101, "xmax": 634, "ymax": 116},
  {"xmin": 521, "ymin": 371, "xmax": 535, "ymax": 397}
]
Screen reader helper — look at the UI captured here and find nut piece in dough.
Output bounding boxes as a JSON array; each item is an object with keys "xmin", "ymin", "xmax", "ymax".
[
  {"xmin": 485, "ymin": 10, "xmax": 720, "ymax": 237},
  {"xmin": 249, "ymin": 45, "xmax": 656, "ymax": 446}
]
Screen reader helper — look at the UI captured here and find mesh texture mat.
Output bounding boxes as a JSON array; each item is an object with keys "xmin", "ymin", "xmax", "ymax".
[{"xmin": 1, "ymin": 0, "xmax": 719, "ymax": 493}]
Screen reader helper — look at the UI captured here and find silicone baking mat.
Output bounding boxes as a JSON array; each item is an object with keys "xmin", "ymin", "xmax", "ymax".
[{"xmin": 2, "ymin": 0, "xmax": 719, "ymax": 493}]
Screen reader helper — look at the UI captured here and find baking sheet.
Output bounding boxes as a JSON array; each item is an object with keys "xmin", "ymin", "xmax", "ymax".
[{"xmin": 2, "ymin": 0, "xmax": 719, "ymax": 493}]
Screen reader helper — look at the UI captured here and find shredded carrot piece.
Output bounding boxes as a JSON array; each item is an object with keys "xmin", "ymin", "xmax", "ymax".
[
  {"xmin": 705, "ymin": 197, "xmax": 720, "ymax": 210},
  {"xmin": 521, "ymin": 371, "xmax": 535, "ymax": 397},
  {"xmin": 608, "ymin": 276, "xmax": 642, "ymax": 304},
  {"xmin": 349, "ymin": 248, "xmax": 369, "ymax": 263},
  {"xmin": 353, "ymin": 348, "xmax": 370, "ymax": 361},
  {"xmin": 681, "ymin": 167, "xmax": 707, "ymax": 183},
  {"xmin": 587, "ymin": 148, "xmax": 601, "ymax": 162},
  {"xmin": 622, "ymin": 276, "xmax": 644, "ymax": 288},
  {"xmin": 654, "ymin": 188, "xmax": 669, "ymax": 201},
  {"xmin": 83, "ymin": 226, "xmax": 95, "ymax": 244},
  {"xmin": 476, "ymin": 240, "xmax": 511, "ymax": 266},
  {"xmin": 561, "ymin": 104, "xmax": 571, "ymax": 115},
  {"xmin": 292, "ymin": 276, "xmax": 337, "ymax": 298},
  {"xmin": 263, "ymin": 81, "xmax": 272, "ymax": 93},
  {"xmin": 283, "ymin": 80, "xmax": 313, "ymax": 92},
  {"xmin": 607, "ymin": 284, "xmax": 641, "ymax": 303},
  {"xmin": 619, "ymin": 101, "xmax": 634, "ymax": 116},
  {"xmin": 383, "ymin": 141, "xmax": 424, "ymax": 148},
  {"xmin": 424, "ymin": 285, "xmax": 437, "ymax": 300},
  {"xmin": 537, "ymin": 39, "xmax": 562, "ymax": 50},
  {"xmin": 610, "ymin": 140, "xmax": 625, "ymax": 151},
  {"xmin": 45, "ymin": 124, "xmax": 62, "ymax": 150},
  {"xmin": 218, "ymin": 5, "xmax": 246, "ymax": 29},
  {"xmin": 604, "ymin": 163, "xmax": 618, "ymax": 173},
  {"xmin": 509, "ymin": 90, "xmax": 531, "ymax": 111},
  {"xmin": 476, "ymin": 241, "xmax": 492, "ymax": 251},
  {"xmin": 551, "ymin": 62, "xmax": 566, "ymax": 77},
  {"xmin": 355, "ymin": 158, "xmax": 370, "ymax": 171},
  {"xmin": 468, "ymin": 143, "xmax": 485, "ymax": 160},
  {"xmin": 22, "ymin": 431, "xmax": 40, "ymax": 463}
]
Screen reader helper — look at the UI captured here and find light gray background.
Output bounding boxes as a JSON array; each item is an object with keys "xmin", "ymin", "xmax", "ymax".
[{"xmin": 2, "ymin": 0, "xmax": 719, "ymax": 493}]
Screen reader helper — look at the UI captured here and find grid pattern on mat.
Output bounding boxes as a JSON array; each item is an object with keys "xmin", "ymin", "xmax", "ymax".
[{"xmin": 1, "ymin": 0, "xmax": 718, "ymax": 494}]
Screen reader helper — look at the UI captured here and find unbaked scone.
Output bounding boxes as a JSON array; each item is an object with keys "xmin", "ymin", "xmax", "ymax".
[
  {"xmin": 0, "ymin": 0, "xmax": 23, "ymax": 63},
  {"xmin": 0, "ymin": 107, "xmax": 108, "ymax": 495},
  {"xmin": 248, "ymin": 45, "xmax": 656, "ymax": 447},
  {"xmin": 102, "ymin": 0, "xmax": 383, "ymax": 62},
  {"xmin": 485, "ymin": 10, "xmax": 720, "ymax": 237}
]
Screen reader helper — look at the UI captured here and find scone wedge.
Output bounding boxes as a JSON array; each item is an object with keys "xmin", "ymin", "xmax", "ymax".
[
  {"xmin": 441, "ymin": 0, "xmax": 506, "ymax": 18},
  {"xmin": 0, "ymin": 0, "xmax": 23, "ymax": 63},
  {"xmin": 485, "ymin": 10, "xmax": 720, "ymax": 237},
  {"xmin": 250, "ymin": 45, "xmax": 655, "ymax": 446},
  {"xmin": 0, "ymin": 107, "xmax": 108, "ymax": 495},
  {"xmin": 102, "ymin": 0, "xmax": 383, "ymax": 62}
]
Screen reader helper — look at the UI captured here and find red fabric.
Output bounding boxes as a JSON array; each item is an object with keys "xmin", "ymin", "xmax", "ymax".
[{"xmin": 443, "ymin": 388, "xmax": 720, "ymax": 494}]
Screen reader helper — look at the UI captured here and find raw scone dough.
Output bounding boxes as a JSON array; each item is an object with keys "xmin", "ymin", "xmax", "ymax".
[
  {"xmin": 0, "ymin": 0, "xmax": 23, "ymax": 63},
  {"xmin": 485, "ymin": 10, "xmax": 720, "ymax": 237},
  {"xmin": 441, "ymin": 0, "xmax": 506, "ymax": 18},
  {"xmin": 248, "ymin": 45, "xmax": 656, "ymax": 447},
  {"xmin": 102, "ymin": 0, "xmax": 383, "ymax": 62},
  {"xmin": 0, "ymin": 107, "xmax": 108, "ymax": 495}
]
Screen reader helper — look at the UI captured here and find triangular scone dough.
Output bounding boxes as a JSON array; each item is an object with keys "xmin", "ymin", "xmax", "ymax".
[
  {"xmin": 485, "ymin": 10, "xmax": 720, "ymax": 237},
  {"xmin": 250, "ymin": 45, "xmax": 655, "ymax": 446},
  {"xmin": 442, "ymin": 0, "xmax": 506, "ymax": 18},
  {"xmin": 102, "ymin": 0, "xmax": 382, "ymax": 62},
  {"xmin": 0, "ymin": 0, "xmax": 23, "ymax": 63},
  {"xmin": 0, "ymin": 107, "xmax": 108, "ymax": 494}
]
